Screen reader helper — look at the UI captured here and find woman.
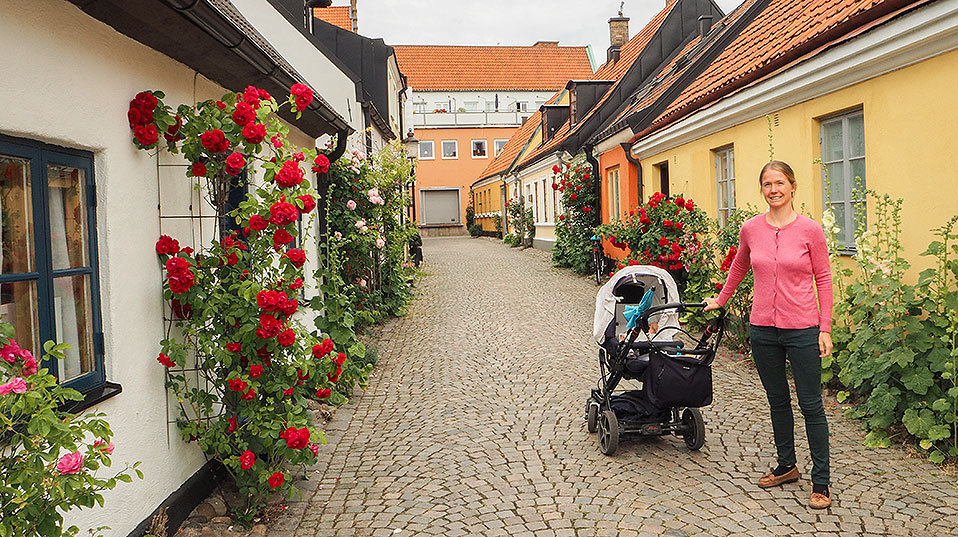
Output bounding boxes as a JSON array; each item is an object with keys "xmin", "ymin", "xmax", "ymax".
[{"xmin": 704, "ymin": 161, "xmax": 833, "ymax": 509}]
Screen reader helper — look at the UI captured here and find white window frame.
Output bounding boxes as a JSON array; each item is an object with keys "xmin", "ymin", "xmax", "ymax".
[
  {"xmin": 418, "ymin": 140, "xmax": 434, "ymax": 160},
  {"xmin": 517, "ymin": 101, "xmax": 529, "ymax": 112},
  {"xmin": 715, "ymin": 146, "xmax": 735, "ymax": 228},
  {"xmin": 607, "ymin": 167, "xmax": 621, "ymax": 221},
  {"xmin": 820, "ymin": 109, "xmax": 866, "ymax": 250},
  {"xmin": 494, "ymin": 139, "xmax": 508, "ymax": 156},
  {"xmin": 471, "ymin": 139, "xmax": 488, "ymax": 159},
  {"xmin": 441, "ymin": 140, "xmax": 458, "ymax": 160}
]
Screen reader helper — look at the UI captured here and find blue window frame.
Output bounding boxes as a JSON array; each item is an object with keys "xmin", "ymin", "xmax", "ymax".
[{"xmin": 0, "ymin": 134, "xmax": 110, "ymax": 397}]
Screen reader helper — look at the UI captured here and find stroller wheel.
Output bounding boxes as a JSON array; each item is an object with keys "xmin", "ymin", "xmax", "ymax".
[
  {"xmin": 682, "ymin": 408, "xmax": 705, "ymax": 451},
  {"xmin": 598, "ymin": 410, "xmax": 619, "ymax": 455},
  {"xmin": 586, "ymin": 401, "xmax": 599, "ymax": 433}
]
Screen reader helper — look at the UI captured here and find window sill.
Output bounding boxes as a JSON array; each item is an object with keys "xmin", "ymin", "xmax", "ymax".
[{"xmin": 60, "ymin": 381, "xmax": 123, "ymax": 414}]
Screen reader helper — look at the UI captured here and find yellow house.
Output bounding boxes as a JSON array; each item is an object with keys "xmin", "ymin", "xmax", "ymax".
[{"xmin": 627, "ymin": 0, "xmax": 958, "ymax": 278}]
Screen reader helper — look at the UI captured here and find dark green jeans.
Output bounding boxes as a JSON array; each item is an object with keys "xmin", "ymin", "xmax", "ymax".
[{"xmin": 749, "ymin": 324, "xmax": 830, "ymax": 485}]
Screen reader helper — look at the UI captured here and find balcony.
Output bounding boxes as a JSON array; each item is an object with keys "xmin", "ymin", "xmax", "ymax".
[{"xmin": 412, "ymin": 110, "xmax": 529, "ymax": 128}]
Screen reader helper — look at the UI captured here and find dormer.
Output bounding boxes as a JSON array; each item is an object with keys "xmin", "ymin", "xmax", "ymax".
[
  {"xmin": 566, "ymin": 80, "xmax": 615, "ymax": 126},
  {"xmin": 540, "ymin": 104, "xmax": 570, "ymax": 143}
]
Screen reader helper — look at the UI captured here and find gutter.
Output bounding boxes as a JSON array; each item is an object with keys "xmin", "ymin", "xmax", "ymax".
[{"xmin": 584, "ymin": 142, "xmax": 601, "ymax": 217}]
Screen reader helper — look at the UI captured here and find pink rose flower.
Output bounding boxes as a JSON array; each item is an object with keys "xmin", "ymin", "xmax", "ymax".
[
  {"xmin": 1, "ymin": 340, "xmax": 20, "ymax": 363},
  {"xmin": 57, "ymin": 451, "xmax": 84, "ymax": 474},
  {"xmin": 376, "ymin": 237, "xmax": 385, "ymax": 249},
  {"xmin": 355, "ymin": 219, "xmax": 366, "ymax": 230},
  {"xmin": 20, "ymin": 351, "xmax": 37, "ymax": 376},
  {"xmin": 0, "ymin": 377, "xmax": 27, "ymax": 394},
  {"xmin": 93, "ymin": 439, "xmax": 115, "ymax": 455},
  {"xmin": 346, "ymin": 200, "xmax": 357, "ymax": 211}
]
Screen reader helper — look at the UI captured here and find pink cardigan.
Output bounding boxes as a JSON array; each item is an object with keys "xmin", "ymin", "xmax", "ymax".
[{"xmin": 717, "ymin": 214, "xmax": 833, "ymax": 332}]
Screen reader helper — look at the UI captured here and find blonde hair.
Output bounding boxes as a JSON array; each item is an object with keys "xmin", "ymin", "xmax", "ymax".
[{"xmin": 759, "ymin": 160, "xmax": 797, "ymax": 188}]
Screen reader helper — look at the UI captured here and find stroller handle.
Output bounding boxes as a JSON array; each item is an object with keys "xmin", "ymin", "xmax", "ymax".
[{"xmin": 637, "ymin": 302, "xmax": 726, "ymax": 331}]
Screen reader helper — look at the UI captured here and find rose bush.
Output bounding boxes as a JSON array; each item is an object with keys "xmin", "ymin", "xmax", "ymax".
[
  {"xmin": 130, "ymin": 86, "xmax": 368, "ymax": 523},
  {"xmin": 0, "ymin": 322, "xmax": 140, "ymax": 537},
  {"xmin": 551, "ymin": 159, "xmax": 599, "ymax": 274}
]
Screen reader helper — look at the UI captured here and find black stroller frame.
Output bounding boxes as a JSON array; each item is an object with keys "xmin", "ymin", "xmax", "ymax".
[{"xmin": 587, "ymin": 300, "xmax": 727, "ymax": 456}]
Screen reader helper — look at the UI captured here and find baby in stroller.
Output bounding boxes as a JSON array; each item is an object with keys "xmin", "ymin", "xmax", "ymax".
[{"xmin": 586, "ymin": 265, "xmax": 726, "ymax": 455}]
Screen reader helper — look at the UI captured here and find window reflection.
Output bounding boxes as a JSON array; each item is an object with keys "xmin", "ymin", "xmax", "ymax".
[{"xmin": 1, "ymin": 156, "xmax": 34, "ymax": 275}]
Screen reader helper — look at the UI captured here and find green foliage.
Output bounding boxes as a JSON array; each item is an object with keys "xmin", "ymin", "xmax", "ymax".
[
  {"xmin": 713, "ymin": 205, "xmax": 760, "ymax": 351},
  {"xmin": 0, "ymin": 324, "xmax": 140, "ymax": 537},
  {"xmin": 465, "ymin": 203, "xmax": 475, "ymax": 228},
  {"xmin": 468, "ymin": 224, "xmax": 483, "ymax": 237},
  {"xmin": 551, "ymin": 158, "xmax": 599, "ymax": 274},
  {"xmin": 493, "ymin": 213, "xmax": 502, "ymax": 234},
  {"xmin": 595, "ymin": 192, "xmax": 716, "ymax": 302},
  {"xmin": 828, "ymin": 186, "xmax": 958, "ymax": 463},
  {"xmin": 503, "ymin": 233, "xmax": 521, "ymax": 247}
]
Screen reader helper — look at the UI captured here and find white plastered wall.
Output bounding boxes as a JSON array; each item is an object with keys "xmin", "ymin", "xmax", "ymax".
[{"xmin": 0, "ymin": 1, "xmax": 333, "ymax": 534}]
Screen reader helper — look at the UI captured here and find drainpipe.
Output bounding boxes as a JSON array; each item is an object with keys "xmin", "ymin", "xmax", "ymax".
[
  {"xmin": 317, "ymin": 128, "xmax": 350, "ymax": 240},
  {"xmin": 621, "ymin": 142, "xmax": 643, "ymax": 203},
  {"xmin": 584, "ymin": 142, "xmax": 600, "ymax": 218}
]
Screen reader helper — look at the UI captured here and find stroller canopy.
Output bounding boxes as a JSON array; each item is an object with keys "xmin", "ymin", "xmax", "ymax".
[{"xmin": 593, "ymin": 265, "xmax": 682, "ymax": 344}]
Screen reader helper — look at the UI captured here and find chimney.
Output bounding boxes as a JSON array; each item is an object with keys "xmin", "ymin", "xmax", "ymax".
[
  {"xmin": 698, "ymin": 15, "xmax": 713, "ymax": 38},
  {"xmin": 350, "ymin": 0, "xmax": 358, "ymax": 32},
  {"xmin": 607, "ymin": 15, "xmax": 629, "ymax": 63}
]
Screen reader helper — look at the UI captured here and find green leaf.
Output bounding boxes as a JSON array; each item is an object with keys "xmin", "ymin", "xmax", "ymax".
[
  {"xmin": 902, "ymin": 407, "xmax": 935, "ymax": 437},
  {"xmin": 900, "ymin": 367, "xmax": 935, "ymax": 395},
  {"xmin": 919, "ymin": 439, "xmax": 934, "ymax": 450},
  {"xmin": 932, "ymin": 398, "xmax": 951, "ymax": 412},
  {"xmin": 836, "ymin": 391, "xmax": 849, "ymax": 403},
  {"xmin": 863, "ymin": 430, "xmax": 891, "ymax": 448},
  {"xmin": 929, "ymin": 451, "xmax": 945, "ymax": 464}
]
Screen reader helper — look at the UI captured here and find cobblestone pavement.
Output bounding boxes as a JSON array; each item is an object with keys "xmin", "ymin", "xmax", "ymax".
[{"xmin": 269, "ymin": 237, "xmax": 958, "ymax": 537}]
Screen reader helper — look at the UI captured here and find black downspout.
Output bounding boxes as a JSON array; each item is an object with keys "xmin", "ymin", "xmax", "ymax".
[
  {"xmin": 621, "ymin": 142, "xmax": 643, "ymax": 203},
  {"xmin": 584, "ymin": 143, "xmax": 601, "ymax": 219}
]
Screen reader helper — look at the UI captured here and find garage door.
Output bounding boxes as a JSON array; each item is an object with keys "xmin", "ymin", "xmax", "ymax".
[{"xmin": 420, "ymin": 189, "xmax": 460, "ymax": 224}]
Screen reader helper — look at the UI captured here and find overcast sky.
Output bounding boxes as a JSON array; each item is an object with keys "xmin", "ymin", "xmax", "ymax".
[{"xmin": 347, "ymin": 0, "xmax": 746, "ymax": 66}]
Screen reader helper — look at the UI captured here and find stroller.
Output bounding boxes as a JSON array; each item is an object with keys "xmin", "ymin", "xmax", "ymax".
[{"xmin": 586, "ymin": 265, "xmax": 726, "ymax": 455}]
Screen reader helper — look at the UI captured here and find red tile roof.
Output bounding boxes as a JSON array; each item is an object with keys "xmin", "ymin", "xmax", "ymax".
[
  {"xmin": 313, "ymin": 6, "xmax": 352, "ymax": 32},
  {"xmin": 394, "ymin": 43, "xmax": 594, "ymax": 91},
  {"xmin": 640, "ymin": 0, "xmax": 925, "ymax": 138}
]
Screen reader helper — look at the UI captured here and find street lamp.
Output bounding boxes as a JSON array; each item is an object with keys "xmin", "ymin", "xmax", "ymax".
[{"xmin": 402, "ymin": 129, "xmax": 419, "ymax": 223}]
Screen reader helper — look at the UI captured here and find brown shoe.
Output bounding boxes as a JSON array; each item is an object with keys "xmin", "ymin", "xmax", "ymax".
[
  {"xmin": 757, "ymin": 466, "xmax": 800, "ymax": 488},
  {"xmin": 809, "ymin": 491, "xmax": 832, "ymax": 509}
]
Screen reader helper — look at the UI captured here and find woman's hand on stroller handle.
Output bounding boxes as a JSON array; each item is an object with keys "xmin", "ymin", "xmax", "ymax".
[{"xmin": 703, "ymin": 297, "xmax": 720, "ymax": 312}]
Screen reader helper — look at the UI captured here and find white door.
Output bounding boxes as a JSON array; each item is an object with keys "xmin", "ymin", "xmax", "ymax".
[{"xmin": 421, "ymin": 189, "xmax": 460, "ymax": 224}]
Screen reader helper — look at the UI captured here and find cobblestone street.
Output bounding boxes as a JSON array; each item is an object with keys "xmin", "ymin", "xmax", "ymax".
[{"xmin": 270, "ymin": 237, "xmax": 958, "ymax": 537}]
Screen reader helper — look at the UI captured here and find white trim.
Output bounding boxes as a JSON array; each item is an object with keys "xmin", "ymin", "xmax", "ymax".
[
  {"xmin": 418, "ymin": 140, "xmax": 435, "ymax": 160},
  {"xmin": 631, "ymin": 1, "xmax": 958, "ymax": 159},
  {"xmin": 494, "ymin": 139, "xmax": 509, "ymax": 157},
  {"xmin": 595, "ymin": 128, "xmax": 635, "ymax": 155},
  {"xmin": 441, "ymin": 139, "xmax": 458, "ymax": 159}
]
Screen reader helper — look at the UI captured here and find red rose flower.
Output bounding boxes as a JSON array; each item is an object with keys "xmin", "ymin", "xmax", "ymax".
[
  {"xmin": 127, "ymin": 108, "xmax": 144, "ymax": 127},
  {"xmin": 242, "ymin": 123, "xmax": 266, "ymax": 144},
  {"xmin": 570, "ymin": 193, "xmax": 577, "ymax": 201},
  {"xmin": 226, "ymin": 342, "xmax": 241, "ymax": 353},
  {"xmin": 297, "ymin": 195, "xmax": 316, "ymax": 213},
  {"xmin": 227, "ymin": 415, "xmax": 238, "ymax": 433},
  {"xmin": 277, "ymin": 328, "xmax": 296, "ymax": 347},
  {"xmin": 228, "ymin": 378, "xmax": 248, "ymax": 392},
  {"xmin": 164, "ymin": 115, "xmax": 183, "ymax": 143},
  {"xmin": 134, "ymin": 124, "xmax": 159, "ymax": 147},
  {"xmin": 686, "ymin": 200, "xmax": 695, "ymax": 211},
  {"xmin": 226, "ymin": 252, "xmax": 238, "ymax": 266},
  {"xmin": 249, "ymin": 214, "xmax": 268, "ymax": 231},
  {"xmin": 231, "ymin": 102, "xmax": 256, "ymax": 127},
  {"xmin": 315, "ymin": 388, "xmax": 331, "ymax": 399},
  {"xmin": 675, "ymin": 222, "xmax": 684, "ymax": 230},
  {"xmin": 280, "ymin": 427, "xmax": 310, "ymax": 449},
  {"xmin": 663, "ymin": 220, "xmax": 673, "ymax": 228},
  {"xmin": 290, "ymin": 83, "xmax": 313, "ymax": 111},
  {"xmin": 157, "ymin": 353, "xmax": 175, "ymax": 368},
  {"xmin": 257, "ymin": 314, "xmax": 282, "ymax": 339},
  {"xmin": 226, "ymin": 152, "xmax": 246, "ymax": 176},
  {"xmin": 583, "ymin": 207, "xmax": 592, "ymax": 212},
  {"xmin": 268, "ymin": 471, "xmax": 285, "ymax": 489},
  {"xmin": 249, "ymin": 364, "xmax": 264, "ymax": 378},
  {"xmin": 257, "ymin": 290, "xmax": 283, "ymax": 311},
  {"xmin": 239, "ymin": 450, "xmax": 255, "ymax": 470},
  {"xmin": 275, "ymin": 160, "xmax": 304, "ymax": 188},
  {"xmin": 335, "ymin": 352, "xmax": 346, "ymax": 366},
  {"xmin": 200, "ymin": 129, "xmax": 230, "ymax": 153},
  {"xmin": 273, "ymin": 229, "xmax": 294, "ymax": 249},
  {"xmin": 242, "ymin": 86, "xmax": 262, "ymax": 109},
  {"xmin": 675, "ymin": 197, "xmax": 685, "ymax": 208},
  {"xmin": 242, "ymin": 388, "xmax": 256, "ymax": 400},
  {"xmin": 155, "ymin": 235, "xmax": 180, "ymax": 255},
  {"xmin": 215, "ymin": 101, "xmax": 226, "ymax": 110},
  {"xmin": 311, "ymin": 154, "xmax": 330, "ymax": 174},
  {"xmin": 328, "ymin": 364, "xmax": 342, "ymax": 383},
  {"xmin": 284, "ymin": 249, "xmax": 306, "ymax": 268},
  {"xmin": 283, "ymin": 387, "xmax": 294, "ymax": 396},
  {"xmin": 269, "ymin": 201, "xmax": 298, "ymax": 226},
  {"xmin": 191, "ymin": 162, "xmax": 207, "ymax": 177}
]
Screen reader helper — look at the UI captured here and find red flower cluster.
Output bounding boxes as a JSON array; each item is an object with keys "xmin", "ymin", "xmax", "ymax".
[
  {"xmin": 226, "ymin": 152, "xmax": 246, "ymax": 176},
  {"xmin": 156, "ymin": 235, "xmax": 180, "ymax": 255},
  {"xmin": 290, "ymin": 83, "xmax": 313, "ymax": 111},
  {"xmin": 226, "ymin": 342, "xmax": 242, "ymax": 353},
  {"xmin": 257, "ymin": 313, "xmax": 283, "ymax": 339},
  {"xmin": 128, "ymin": 91, "xmax": 160, "ymax": 147},
  {"xmin": 312, "ymin": 338, "xmax": 334, "ymax": 359},
  {"xmin": 269, "ymin": 201, "xmax": 298, "ymax": 227},
  {"xmin": 257, "ymin": 290, "xmax": 298, "ymax": 317},
  {"xmin": 272, "ymin": 229, "xmax": 294, "ymax": 250},
  {"xmin": 242, "ymin": 85, "xmax": 270, "ymax": 109},
  {"xmin": 280, "ymin": 427, "xmax": 310, "ymax": 449},
  {"xmin": 315, "ymin": 388, "xmax": 331, "ymax": 399},
  {"xmin": 157, "ymin": 352, "xmax": 175, "ymax": 368},
  {"xmin": 312, "ymin": 154, "xmax": 330, "ymax": 174},
  {"xmin": 242, "ymin": 123, "xmax": 266, "ymax": 144},
  {"xmin": 284, "ymin": 249, "xmax": 306, "ymax": 268},
  {"xmin": 200, "ymin": 129, "xmax": 230, "ymax": 153},
  {"xmin": 275, "ymin": 160, "xmax": 304, "ymax": 188},
  {"xmin": 720, "ymin": 246, "xmax": 738, "ymax": 273},
  {"xmin": 249, "ymin": 364, "xmax": 264, "ymax": 378},
  {"xmin": 277, "ymin": 328, "xmax": 296, "ymax": 347},
  {"xmin": 165, "ymin": 257, "xmax": 195, "ymax": 294},
  {"xmin": 232, "ymin": 102, "xmax": 256, "ymax": 127},
  {"xmin": 228, "ymin": 378, "xmax": 248, "ymax": 392}
]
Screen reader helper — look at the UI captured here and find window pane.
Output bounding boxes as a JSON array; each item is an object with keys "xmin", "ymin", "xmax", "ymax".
[
  {"xmin": 47, "ymin": 164, "xmax": 89, "ymax": 270},
  {"xmin": 718, "ymin": 180, "xmax": 727, "ymax": 208},
  {"xmin": 729, "ymin": 179, "xmax": 736, "ymax": 210},
  {"xmin": 472, "ymin": 141, "xmax": 486, "ymax": 157},
  {"xmin": 825, "ymin": 162, "xmax": 845, "ymax": 202},
  {"xmin": 418, "ymin": 141, "xmax": 433, "ymax": 159},
  {"xmin": 822, "ymin": 120, "xmax": 843, "ymax": 162},
  {"xmin": 1, "ymin": 155, "xmax": 34, "ymax": 274},
  {"xmin": 53, "ymin": 274, "xmax": 95, "ymax": 382},
  {"xmin": 0, "ymin": 280, "xmax": 39, "ymax": 355},
  {"xmin": 442, "ymin": 141, "xmax": 457, "ymax": 158},
  {"xmin": 848, "ymin": 114, "xmax": 865, "ymax": 158},
  {"xmin": 850, "ymin": 158, "xmax": 866, "ymax": 194},
  {"xmin": 830, "ymin": 203, "xmax": 847, "ymax": 246}
]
